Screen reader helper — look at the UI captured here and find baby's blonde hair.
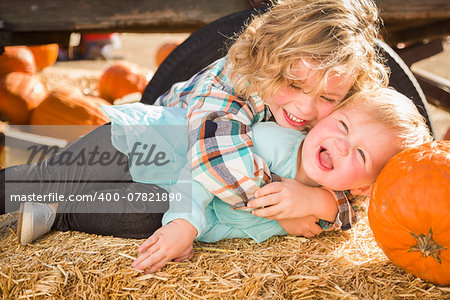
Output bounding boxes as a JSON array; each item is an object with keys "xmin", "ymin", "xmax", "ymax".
[
  {"xmin": 227, "ymin": 0, "xmax": 388, "ymax": 101},
  {"xmin": 337, "ymin": 88, "xmax": 433, "ymax": 149}
]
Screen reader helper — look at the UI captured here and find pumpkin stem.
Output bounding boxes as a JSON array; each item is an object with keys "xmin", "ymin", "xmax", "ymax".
[{"xmin": 409, "ymin": 228, "xmax": 446, "ymax": 264}]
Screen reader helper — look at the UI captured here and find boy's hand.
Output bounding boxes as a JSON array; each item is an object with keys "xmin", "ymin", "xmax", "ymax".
[
  {"xmin": 248, "ymin": 178, "xmax": 317, "ymax": 220},
  {"xmin": 132, "ymin": 219, "xmax": 197, "ymax": 274},
  {"xmin": 278, "ymin": 216, "xmax": 323, "ymax": 238}
]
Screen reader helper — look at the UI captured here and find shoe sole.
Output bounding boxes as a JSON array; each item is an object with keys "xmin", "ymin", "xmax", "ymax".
[{"xmin": 17, "ymin": 203, "xmax": 33, "ymax": 245}]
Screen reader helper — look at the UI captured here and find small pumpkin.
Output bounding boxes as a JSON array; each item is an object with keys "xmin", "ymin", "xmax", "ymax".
[
  {"xmin": 97, "ymin": 61, "xmax": 148, "ymax": 103},
  {"xmin": 368, "ymin": 141, "xmax": 450, "ymax": 285},
  {"xmin": 27, "ymin": 44, "xmax": 59, "ymax": 70},
  {"xmin": 0, "ymin": 72, "xmax": 47, "ymax": 124},
  {"xmin": 0, "ymin": 46, "xmax": 37, "ymax": 77},
  {"xmin": 30, "ymin": 87, "xmax": 110, "ymax": 126},
  {"xmin": 155, "ymin": 42, "xmax": 180, "ymax": 66}
]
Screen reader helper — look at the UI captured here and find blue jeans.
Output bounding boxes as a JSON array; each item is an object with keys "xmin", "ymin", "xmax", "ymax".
[{"xmin": 1, "ymin": 124, "xmax": 167, "ymax": 239}]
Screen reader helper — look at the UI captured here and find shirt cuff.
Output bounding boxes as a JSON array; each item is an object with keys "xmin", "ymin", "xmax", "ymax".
[
  {"xmin": 162, "ymin": 212, "xmax": 205, "ymax": 239},
  {"xmin": 323, "ymin": 188, "xmax": 357, "ymax": 231}
]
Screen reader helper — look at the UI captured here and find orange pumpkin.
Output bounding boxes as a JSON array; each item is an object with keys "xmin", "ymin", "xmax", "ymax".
[
  {"xmin": 0, "ymin": 46, "xmax": 37, "ymax": 77},
  {"xmin": 27, "ymin": 44, "xmax": 59, "ymax": 70},
  {"xmin": 30, "ymin": 87, "xmax": 110, "ymax": 126},
  {"xmin": 0, "ymin": 72, "xmax": 47, "ymax": 124},
  {"xmin": 368, "ymin": 141, "xmax": 450, "ymax": 285},
  {"xmin": 155, "ymin": 42, "xmax": 180, "ymax": 66},
  {"xmin": 97, "ymin": 61, "xmax": 148, "ymax": 103}
]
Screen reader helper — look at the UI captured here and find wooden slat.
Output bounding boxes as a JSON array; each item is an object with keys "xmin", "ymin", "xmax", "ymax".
[
  {"xmin": 395, "ymin": 40, "xmax": 444, "ymax": 67},
  {"xmin": 376, "ymin": 0, "xmax": 450, "ymax": 21},
  {"xmin": 1, "ymin": 0, "xmax": 449, "ymax": 47},
  {"xmin": 1, "ymin": 0, "xmax": 449, "ymax": 35},
  {"xmin": 413, "ymin": 69, "xmax": 450, "ymax": 113},
  {"xmin": 0, "ymin": 0, "xmax": 249, "ymax": 32},
  {"xmin": 383, "ymin": 19, "xmax": 450, "ymax": 46}
]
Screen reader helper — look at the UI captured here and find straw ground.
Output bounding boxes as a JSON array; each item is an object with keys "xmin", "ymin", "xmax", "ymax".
[{"xmin": 1, "ymin": 211, "xmax": 450, "ymax": 299}]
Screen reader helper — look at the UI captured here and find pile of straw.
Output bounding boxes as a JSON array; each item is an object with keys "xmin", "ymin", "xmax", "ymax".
[{"xmin": 1, "ymin": 212, "xmax": 449, "ymax": 299}]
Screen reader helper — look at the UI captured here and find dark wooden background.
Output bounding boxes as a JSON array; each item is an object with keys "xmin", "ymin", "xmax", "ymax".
[
  {"xmin": 1, "ymin": 0, "xmax": 449, "ymax": 110},
  {"xmin": 1, "ymin": 0, "xmax": 449, "ymax": 46}
]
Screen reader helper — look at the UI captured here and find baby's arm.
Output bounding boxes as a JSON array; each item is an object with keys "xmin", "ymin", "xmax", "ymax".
[
  {"xmin": 132, "ymin": 219, "xmax": 197, "ymax": 274},
  {"xmin": 132, "ymin": 163, "xmax": 218, "ymax": 273}
]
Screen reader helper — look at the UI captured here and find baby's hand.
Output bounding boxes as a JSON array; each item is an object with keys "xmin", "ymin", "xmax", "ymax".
[
  {"xmin": 132, "ymin": 219, "xmax": 197, "ymax": 274},
  {"xmin": 278, "ymin": 216, "xmax": 323, "ymax": 238},
  {"xmin": 248, "ymin": 178, "xmax": 315, "ymax": 220}
]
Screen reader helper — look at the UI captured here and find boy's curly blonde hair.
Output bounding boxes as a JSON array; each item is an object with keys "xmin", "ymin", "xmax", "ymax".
[
  {"xmin": 227, "ymin": 0, "xmax": 389, "ymax": 101},
  {"xmin": 338, "ymin": 88, "xmax": 433, "ymax": 149}
]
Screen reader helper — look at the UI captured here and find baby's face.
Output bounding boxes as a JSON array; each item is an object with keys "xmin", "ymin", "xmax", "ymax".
[
  {"xmin": 266, "ymin": 59, "xmax": 354, "ymax": 131},
  {"xmin": 300, "ymin": 106, "xmax": 401, "ymax": 191}
]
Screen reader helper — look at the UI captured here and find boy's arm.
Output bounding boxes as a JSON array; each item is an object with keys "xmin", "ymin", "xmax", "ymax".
[
  {"xmin": 186, "ymin": 90, "xmax": 274, "ymax": 208},
  {"xmin": 249, "ymin": 179, "xmax": 359, "ymax": 231},
  {"xmin": 309, "ymin": 188, "xmax": 339, "ymax": 222},
  {"xmin": 249, "ymin": 179, "xmax": 337, "ymax": 220},
  {"xmin": 277, "ymin": 216, "xmax": 323, "ymax": 238},
  {"xmin": 155, "ymin": 57, "xmax": 275, "ymax": 208},
  {"xmin": 274, "ymin": 190, "xmax": 338, "ymax": 237}
]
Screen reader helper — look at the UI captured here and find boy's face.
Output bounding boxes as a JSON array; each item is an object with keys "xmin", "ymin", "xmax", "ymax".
[
  {"xmin": 300, "ymin": 105, "xmax": 400, "ymax": 191},
  {"xmin": 267, "ymin": 59, "xmax": 355, "ymax": 131}
]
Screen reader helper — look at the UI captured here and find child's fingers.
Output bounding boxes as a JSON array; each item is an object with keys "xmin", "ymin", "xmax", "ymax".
[
  {"xmin": 303, "ymin": 231, "xmax": 315, "ymax": 238},
  {"xmin": 138, "ymin": 234, "xmax": 159, "ymax": 253},
  {"xmin": 146, "ymin": 259, "xmax": 170, "ymax": 274},
  {"xmin": 251, "ymin": 204, "xmax": 283, "ymax": 219},
  {"xmin": 254, "ymin": 182, "xmax": 283, "ymax": 198},
  {"xmin": 247, "ymin": 194, "xmax": 280, "ymax": 209},
  {"xmin": 302, "ymin": 223, "xmax": 323, "ymax": 238},
  {"xmin": 173, "ymin": 244, "xmax": 194, "ymax": 262},
  {"xmin": 132, "ymin": 244, "xmax": 160, "ymax": 269},
  {"xmin": 134, "ymin": 248, "xmax": 166, "ymax": 271},
  {"xmin": 187, "ymin": 248, "xmax": 194, "ymax": 260},
  {"xmin": 311, "ymin": 223, "xmax": 323, "ymax": 236}
]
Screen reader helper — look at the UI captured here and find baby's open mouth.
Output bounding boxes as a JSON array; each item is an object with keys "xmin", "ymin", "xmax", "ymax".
[{"xmin": 318, "ymin": 147, "xmax": 333, "ymax": 170}]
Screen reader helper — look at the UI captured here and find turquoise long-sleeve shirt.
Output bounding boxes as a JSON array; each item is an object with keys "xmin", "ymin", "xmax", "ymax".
[{"xmin": 103, "ymin": 103, "xmax": 304, "ymax": 243}]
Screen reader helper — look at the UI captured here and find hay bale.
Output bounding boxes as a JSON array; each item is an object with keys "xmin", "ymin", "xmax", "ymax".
[{"xmin": 1, "ymin": 212, "xmax": 449, "ymax": 299}]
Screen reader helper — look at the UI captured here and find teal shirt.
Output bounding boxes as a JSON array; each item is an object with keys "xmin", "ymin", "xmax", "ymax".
[{"xmin": 103, "ymin": 103, "xmax": 305, "ymax": 243}]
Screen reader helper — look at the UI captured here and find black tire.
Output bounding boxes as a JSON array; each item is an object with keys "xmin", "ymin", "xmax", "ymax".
[
  {"xmin": 142, "ymin": 8, "xmax": 434, "ymax": 134},
  {"xmin": 141, "ymin": 7, "xmax": 267, "ymax": 105},
  {"xmin": 376, "ymin": 39, "xmax": 434, "ymax": 133}
]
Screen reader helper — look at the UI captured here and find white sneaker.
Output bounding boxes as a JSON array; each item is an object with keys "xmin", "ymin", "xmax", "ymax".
[{"xmin": 17, "ymin": 203, "xmax": 56, "ymax": 245}]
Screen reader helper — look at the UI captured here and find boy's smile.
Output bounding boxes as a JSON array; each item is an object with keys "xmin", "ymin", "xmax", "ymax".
[
  {"xmin": 267, "ymin": 59, "xmax": 355, "ymax": 131},
  {"xmin": 283, "ymin": 109, "xmax": 307, "ymax": 127}
]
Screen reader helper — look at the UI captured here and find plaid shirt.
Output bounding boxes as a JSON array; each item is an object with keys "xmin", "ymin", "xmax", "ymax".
[{"xmin": 154, "ymin": 56, "xmax": 359, "ymax": 231}]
